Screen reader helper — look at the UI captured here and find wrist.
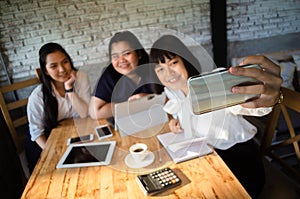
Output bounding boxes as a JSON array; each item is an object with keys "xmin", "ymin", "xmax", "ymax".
[
  {"xmin": 65, "ymin": 87, "xmax": 74, "ymax": 93},
  {"xmin": 276, "ymin": 90, "xmax": 284, "ymax": 104},
  {"xmin": 273, "ymin": 89, "xmax": 283, "ymax": 106}
]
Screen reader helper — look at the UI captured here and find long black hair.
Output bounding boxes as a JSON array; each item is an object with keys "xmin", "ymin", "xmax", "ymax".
[
  {"xmin": 150, "ymin": 35, "xmax": 201, "ymax": 78},
  {"xmin": 38, "ymin": 42, "xmax": 77, "ymax": 136}
]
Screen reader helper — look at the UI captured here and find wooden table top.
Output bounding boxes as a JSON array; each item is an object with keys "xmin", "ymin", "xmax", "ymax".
[{"xmin": 21, "ymin": 118, "xmax": 250, "ymax": 199}]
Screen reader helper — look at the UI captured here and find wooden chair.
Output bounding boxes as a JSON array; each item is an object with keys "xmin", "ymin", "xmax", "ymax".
[
  {"xmin": 35, "ymin": 68, "xmax": 41, "ymax": 81},
  {"xmin": 261, "ymin": 87, "xmax": 300, "ymax": 182},
  {"xmin": 0, "ymin": 75, "xmax": 40, "ymax": 185}
]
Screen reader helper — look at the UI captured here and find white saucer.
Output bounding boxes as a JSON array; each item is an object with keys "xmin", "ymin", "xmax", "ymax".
[{"xmin": 125, "ymin": 151, "xmax": 155, "ymax": 169}]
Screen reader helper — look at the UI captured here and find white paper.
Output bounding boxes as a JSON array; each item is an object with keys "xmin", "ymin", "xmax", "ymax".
[{"xmin": 157, "ymin": 132, "xmax": 213, "ymax": 163}]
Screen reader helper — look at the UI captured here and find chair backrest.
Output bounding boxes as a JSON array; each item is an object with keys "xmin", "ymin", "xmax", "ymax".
[
  {"xmin": 261, "ymin": 87, "xmax": 300, "ymax": 182},
  {"xmin": 0, "ymin": 76, "xmax": 40, "ymax": 154},
  {"xmin": 35, "ymin": 68, "xmax": 41, "ymax": 81}
]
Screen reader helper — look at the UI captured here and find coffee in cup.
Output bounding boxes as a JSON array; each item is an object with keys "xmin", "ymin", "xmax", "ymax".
[{"xmin": 129, "ymin": 143, "xmax": 149, "ymax": 163}]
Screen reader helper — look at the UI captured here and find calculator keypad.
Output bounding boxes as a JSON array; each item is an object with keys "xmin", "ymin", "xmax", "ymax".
[
  {"xmin": 150, "ymin": 168, "xmax": 180, "ymax": 188},
  {"xmin": 136, "ymin": 167, "xmax": 182, "ymax": 195}
]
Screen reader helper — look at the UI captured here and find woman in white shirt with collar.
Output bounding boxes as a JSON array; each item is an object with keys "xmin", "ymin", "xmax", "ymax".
[
  {"xmin": 150, "ymin": 35, "xmax": 282, "ymax": 199},
  {"xmin": 25, "ymin": 42, "xmax": 91, "ymax": 173}
]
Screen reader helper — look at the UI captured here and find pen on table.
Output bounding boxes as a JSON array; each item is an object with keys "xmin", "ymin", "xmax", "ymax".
[{"xmin": 157, "ymin": 140, "xmax": 162, "ymax": 164}]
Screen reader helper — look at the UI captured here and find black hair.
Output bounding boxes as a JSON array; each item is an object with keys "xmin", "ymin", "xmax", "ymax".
[
  {"xmin": 38, "ymin": 42, "xmax": 77, "ymax": 136},
  {"xmin": 149, "ymin": 35, "xmax": 201, "ymax": 93},
  {"xmin": 150, "ymin": 35, "xmax": 201, "ymax": 78},
  {"xmin": 107, "ymin": 31, "xmax": 163, "ymax": 93},
  {"xmin": 108, "ymin": 31, "xmax": 149, "ymax": 67}
]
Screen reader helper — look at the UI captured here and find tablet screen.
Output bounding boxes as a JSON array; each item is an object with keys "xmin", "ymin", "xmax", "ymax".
[
  {"xmin": 63, "ymin": 144, "xmax": 110, "ymax": 164},
  {"xmin": 56, "ymin": 141, "xmax": 116, "ymax": 168}
]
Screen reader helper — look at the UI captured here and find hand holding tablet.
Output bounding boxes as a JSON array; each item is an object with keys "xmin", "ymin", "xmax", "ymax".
[{"xmin": 188, "ymin": 64, "xmax": 262, "ymax": 114}]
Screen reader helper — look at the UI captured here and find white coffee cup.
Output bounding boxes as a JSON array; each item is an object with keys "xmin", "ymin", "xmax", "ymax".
[{"xmin": 129, "ymin": 143, "xmax": 149, "ymax": 163}]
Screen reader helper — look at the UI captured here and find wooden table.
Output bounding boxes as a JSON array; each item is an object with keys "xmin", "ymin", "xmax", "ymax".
[{"xmin": 21, "ymin": 118, "xmax": 250, "ymax": 199}]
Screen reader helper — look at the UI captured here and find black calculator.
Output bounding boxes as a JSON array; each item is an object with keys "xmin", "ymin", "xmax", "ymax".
[{"xmin": 136, "ymin": 167, "xmax": 182, "ymax": 195}]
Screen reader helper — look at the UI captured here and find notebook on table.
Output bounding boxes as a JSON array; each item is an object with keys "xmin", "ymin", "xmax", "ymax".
[{"xmin": 157, "ymin": 132, "xmax": 213, "ymax": 163}]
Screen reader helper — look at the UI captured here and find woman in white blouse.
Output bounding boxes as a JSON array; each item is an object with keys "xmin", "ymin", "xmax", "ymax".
[
  {"xmin": 25, "ymin": 42, "xmax": 91, "ymax": 173},
  {"xmin": 150, "ymin": 35, "xmax": 282, "ymax": 199}
]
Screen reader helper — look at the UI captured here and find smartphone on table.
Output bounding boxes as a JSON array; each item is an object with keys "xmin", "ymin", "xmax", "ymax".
[
  {"xmin": 95, "ymin": 124, "xmax": 113, "ymax": 140},
  {"xmin": 67, "ymin": 134, "xmax": 94, "ymax": 145}
]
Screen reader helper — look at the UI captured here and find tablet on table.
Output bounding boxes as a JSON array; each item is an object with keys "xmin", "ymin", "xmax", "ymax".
[{"xmin": 56, "ymin": 141, "xmax": 116, "ymax": 169}]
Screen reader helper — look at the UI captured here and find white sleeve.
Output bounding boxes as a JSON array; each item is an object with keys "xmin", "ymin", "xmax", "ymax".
[
  {"xmin": 228, "ymin": 104, "xmax": 272, "ymax": 116},
  {"xmin": 27, "ymin": 85, "xmax": 45, "ymax": 141},
  {"xmin": 164, "ymin": 87, "xmax": 182, "ymax": 119}
]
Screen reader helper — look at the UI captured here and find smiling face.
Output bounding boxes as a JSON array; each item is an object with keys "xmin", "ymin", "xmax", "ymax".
[
  {"xmin": 154, "ymin": 55, "xmax": 189, "ymax": 94},
  {"xmin": 110, "ymin": 41, "xmax": 140, "ymax": 75},
  {"xmin": 45, "ymin": 50, "xmax": 72, "ymax": 83}
]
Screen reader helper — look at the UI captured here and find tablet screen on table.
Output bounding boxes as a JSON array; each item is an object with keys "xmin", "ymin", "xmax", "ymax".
[{"xmin": 56, "ymin": 141, "xmax": 116, "ymax": 168}]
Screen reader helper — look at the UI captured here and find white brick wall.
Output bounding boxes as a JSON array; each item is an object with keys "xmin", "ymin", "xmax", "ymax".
[
  {"xmin": 0, "ymin": 0, "xmax": 211, "ymax": 84},
  {"xmin": 227, "ymin": 0, "xmax": 300, "ymax": 42},
  {"xmin": 1, "ymin": 0, "xmax": 299, "ymax": 84}
]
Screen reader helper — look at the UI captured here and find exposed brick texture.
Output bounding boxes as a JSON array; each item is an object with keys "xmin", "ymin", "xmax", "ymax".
[
  {"xmin": 227, "ymin": 0, "xmax": 300, "ymax": 42},
  {"xmin": 0, "ymin": 0, "xmax": 211, "ymax": 85},
  {"xmin": 0, "ymin": 0, "xmax": 299, "ymax": 86}
]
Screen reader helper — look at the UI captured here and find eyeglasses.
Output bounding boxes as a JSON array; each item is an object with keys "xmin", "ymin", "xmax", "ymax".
[{"xmin": 111, "ymin": 49, "xmax": 134, "ymax": 62}]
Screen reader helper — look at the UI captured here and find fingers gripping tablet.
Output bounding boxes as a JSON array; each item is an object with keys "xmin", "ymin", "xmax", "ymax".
[{"xmin": 188, "ymin": 64, "xmax": 262, "ymax": 114}]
